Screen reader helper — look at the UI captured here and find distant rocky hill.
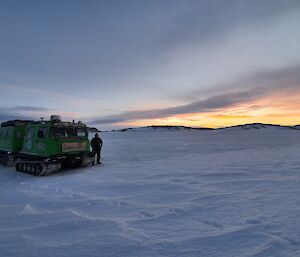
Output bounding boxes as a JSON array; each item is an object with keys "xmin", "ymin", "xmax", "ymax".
[
  {"xmin": 88, "ymin": 127, "xmax": 101, "ymax": 132},
  {"xmin": 292, "ymin": 125, "xmax": 300, "ymax": 130},
  {"xmin": 112, "ymin": 125, "xmax": 213, "ymax": 132},
  {"xmin": 110, "ymin": 123, "xmax": 300, "ymax": 132},
  {"xmin": 218, "ymin": 123, "xmax": 295, "ymax": 130}
]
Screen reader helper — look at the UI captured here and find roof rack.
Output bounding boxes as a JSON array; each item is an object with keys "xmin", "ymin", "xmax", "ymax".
[{"xmin": 0, "ymin": 120, "xmax": 34, "ymax": 127}]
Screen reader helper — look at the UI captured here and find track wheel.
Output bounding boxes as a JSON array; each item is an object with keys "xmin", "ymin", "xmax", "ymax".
[{"xmin": 35, "ymin": 164, "xmax": 43, "ymax": 176}]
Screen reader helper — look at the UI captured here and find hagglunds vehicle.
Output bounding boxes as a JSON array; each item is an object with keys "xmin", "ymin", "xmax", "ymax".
[
  {"xmin": 0, "ymin": 115, "xmax": 95, "ymax": 175},
  {"xmin": 15, "ymin": 115, "xmax": 94, "ymax": 175}
]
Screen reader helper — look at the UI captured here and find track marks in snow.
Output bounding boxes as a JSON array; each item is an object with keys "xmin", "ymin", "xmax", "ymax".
[{"xmin": 21, "ymin": 203, "xmax": 40, "ymax": 215}]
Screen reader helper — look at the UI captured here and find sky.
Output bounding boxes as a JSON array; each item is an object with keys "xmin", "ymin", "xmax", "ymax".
[{"xmin": 1, "ymin": 0, "xmax": 300, "ymax": 130}]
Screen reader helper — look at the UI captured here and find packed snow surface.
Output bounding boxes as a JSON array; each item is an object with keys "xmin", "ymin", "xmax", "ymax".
[{"xmin": 1, "ymin": 128, "xmax": 300, "ymax": 257}]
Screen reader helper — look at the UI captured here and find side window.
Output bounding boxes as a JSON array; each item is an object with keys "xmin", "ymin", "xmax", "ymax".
[
  {"xmin": 26, "ymin": 127, "xmax": 34, "ymax": 139},
  {"xmin": 38, "ymin": 127, "xmax": 47, "ymax": 139},
  {"xmin": 2, "ymin": 129, "xmax": 6, "ymax": 139},
  {"xmin": 0, "ymin": 129, "xmax": 4, "ymax": 139},
  {"xmin": 77, "ymin": 128, "xmax": 86, "ymax": 137},
  {"xmin": 6, "ymin": 129, "xmax": 11, "ymax": 140},
  {"xmin": 25, "ymin": 127, "xmax": 34, "ymax": 150},
  {"xmin": 16, "ymin": 131, "xmax": 22, "ymax": 139},
  {"xmin": 50, "ymin": 127, "xmax": 65, "ymax": 138},
  {"xmin": 66, "ymin": 127, "xmax": 76, "ymax": 137},
  {"xmin": 5, "ymin": 129, "xmax": 9, "ymax": 139}
]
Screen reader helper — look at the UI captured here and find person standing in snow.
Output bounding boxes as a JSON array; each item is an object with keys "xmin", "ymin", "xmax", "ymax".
[{"xmin": 91, "ymin": 133, "xmax": 103, "ymax": 165}]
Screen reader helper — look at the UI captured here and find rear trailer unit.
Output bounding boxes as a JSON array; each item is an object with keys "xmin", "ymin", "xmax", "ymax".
[{"xmin": 0, "ymin": 120, "xmax": 33, "ymax": 166}]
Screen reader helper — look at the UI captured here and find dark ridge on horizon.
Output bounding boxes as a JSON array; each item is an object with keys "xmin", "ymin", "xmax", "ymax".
[
  {"xmin": 110, "ymin": 125, "xmax": 214, "ymax": 132},
  {"xmin": 87, "ymin": 127, "xmax": 101, "ymax": 133},
  {"xmin": 2, "ymin": 120, "xmax": 298, "ymax": 133},
  {"xmin": 218, "ymin": 123, "xmax": 299, "ymax": 130},
  {"xmin": 105, "ymin": 123, "xmax": 300, "ymax": 132}
]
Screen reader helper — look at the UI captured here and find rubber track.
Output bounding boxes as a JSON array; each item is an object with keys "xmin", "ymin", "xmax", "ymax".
[{"xmin": 15, "ymin": 161, "xmax": 61, "ymax": 176}]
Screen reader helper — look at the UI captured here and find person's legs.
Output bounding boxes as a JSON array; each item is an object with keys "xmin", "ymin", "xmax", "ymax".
[
  {"xmin": 96, "ymin": 150, "xmax": 101, "ymax": 164},
  {"xmin": 93, "ymin": 150, "xmax": 97, "ymax": 165}
]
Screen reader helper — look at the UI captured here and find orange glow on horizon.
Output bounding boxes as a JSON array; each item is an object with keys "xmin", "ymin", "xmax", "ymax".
[{"xmin": 114, "ymin": 89, "xmax": 300, "ymax": 128}]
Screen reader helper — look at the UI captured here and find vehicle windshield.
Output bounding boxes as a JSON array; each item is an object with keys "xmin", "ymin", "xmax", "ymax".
[{"xmin": 50, "ymin": 126, "xmax": 87, "ymax": 138}]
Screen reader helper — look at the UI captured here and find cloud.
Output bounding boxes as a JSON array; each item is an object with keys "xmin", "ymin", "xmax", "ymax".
[
  {"xmin": 1, "ymin": 1, "xmax": 300, "ymax": 128},
  {"xmin": 0, "ymin": 112, "xmax": 32, "ymax": 123},
  {"xmin": 155, "ymin": 0, "xmax": 300, "ymax": 51},
  {"xmin": 249, "ymin": 64, "xmax": 300, "ymax": 89},
  {"xmin": 0, "ymin": 105, "xmax": 50, "ymax": 123},
  {"xmin": 89, "ymin": 63, "xmax": 300, "ymax": 125},
  {"xmin": 1, "ymin": 0, "xmax": 299, "ymax": 111},
  {"xmin": 0, "ymin": 105, "xmax": 81, "ymax": 124},
  {"xmin": 8, "ymin": 106, "xmax": 49, "ymax": 112},
  {"xmin": 90, "ymin": 87, "xmax": 268, "ymax": 125},
  {"xmin": 173, "ymin": 62, "xmax": 300, "ymax": 104}
]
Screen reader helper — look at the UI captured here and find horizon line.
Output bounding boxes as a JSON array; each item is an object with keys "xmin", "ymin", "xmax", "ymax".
[{"xmin": 99, "ymin": 122, "xmax": 299, "ymax": 132}]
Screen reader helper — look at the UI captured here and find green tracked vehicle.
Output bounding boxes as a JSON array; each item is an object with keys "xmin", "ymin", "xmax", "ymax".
[
  {"xmin": 15, "ymin": 115, "xmax": 94, "ymax": 176},
  {"xmin": 0, "ymin": 120, "xmax": 33, "ymax": 166}
]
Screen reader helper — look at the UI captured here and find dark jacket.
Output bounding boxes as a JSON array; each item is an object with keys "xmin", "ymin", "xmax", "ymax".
[{"xmin": 91, "ymin": 137, "xmax": 103, "ymax": 151}]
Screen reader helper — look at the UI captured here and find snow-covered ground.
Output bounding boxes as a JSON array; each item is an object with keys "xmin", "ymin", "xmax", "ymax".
[{"xmin": 1, "ymin": 128, "xmax": 300, "ymax": 257}]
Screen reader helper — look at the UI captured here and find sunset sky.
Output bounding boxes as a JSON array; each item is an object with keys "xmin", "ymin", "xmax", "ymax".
[{"xmin": 1, "ymin": 0, "xmax": 300, "ymax": 129}]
